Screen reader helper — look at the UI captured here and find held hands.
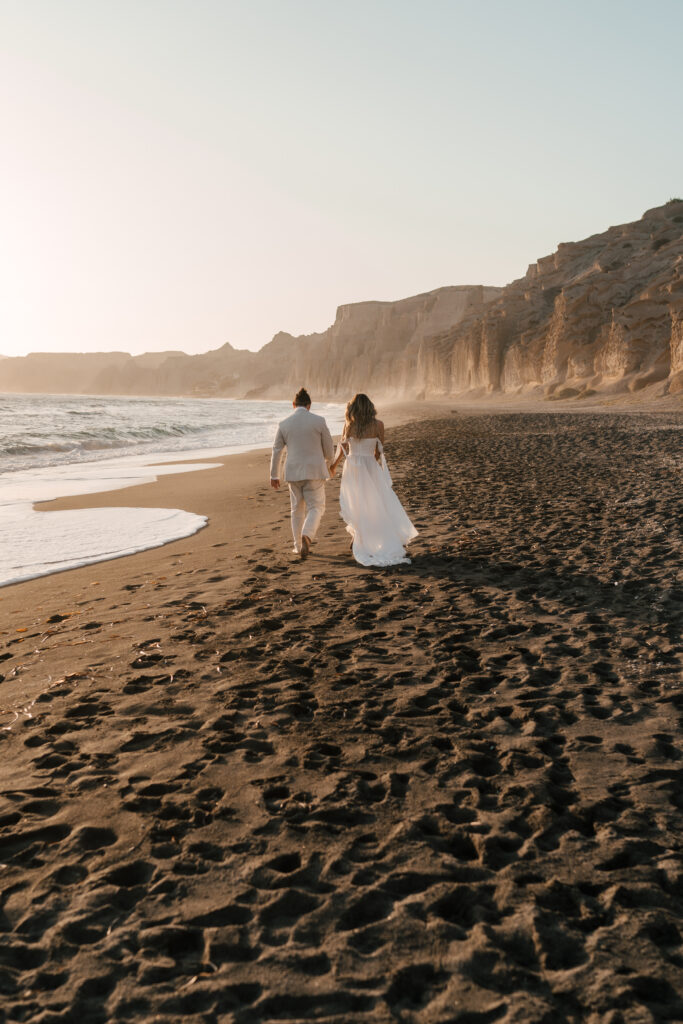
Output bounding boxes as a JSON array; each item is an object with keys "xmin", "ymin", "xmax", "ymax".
[
  {"xmin": 270, "ymin": 478, "xmax": 281, "ymax": 490},
  {"xmin": 329, "ymin": 440, "xmax": 347, "ymax": 477}
]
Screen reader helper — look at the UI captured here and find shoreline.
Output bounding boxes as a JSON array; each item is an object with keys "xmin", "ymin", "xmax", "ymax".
[
  {"xmin": 1, "ymin": 445, "xmax": 272, "ymax": 602},
  {"xmin": 0, "ymin": 392, "xmax": 348, "ymax": 589}
]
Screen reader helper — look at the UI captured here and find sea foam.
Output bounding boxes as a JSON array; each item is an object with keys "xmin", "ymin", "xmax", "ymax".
[{"xmin": 0, "ymin": 452, "xmax": 224, "ymax": 587}]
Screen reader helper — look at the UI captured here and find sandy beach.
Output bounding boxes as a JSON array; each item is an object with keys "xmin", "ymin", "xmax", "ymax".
[{"xmin": 1, "ymin": 408, "xmax": 682, "ymax": 1023}]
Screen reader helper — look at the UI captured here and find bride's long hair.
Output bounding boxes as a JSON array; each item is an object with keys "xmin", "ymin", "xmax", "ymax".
[{"xmin": 345, "ymin": 393, "xmax": 377, "ymax": 438}]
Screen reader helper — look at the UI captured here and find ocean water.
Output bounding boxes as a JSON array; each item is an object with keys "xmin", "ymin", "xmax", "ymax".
[
  {"xmin": 0, "ymin": 394, "xmax": 344, "ymax": 588},
  {"xmin": 0, "ymin": 393, "xmax": 344, "ymax": 473}
]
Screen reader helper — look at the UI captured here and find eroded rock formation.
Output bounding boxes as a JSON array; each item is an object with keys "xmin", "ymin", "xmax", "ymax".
[
  {"xmin": 418, "ymin": 200, "xmax": 683, "ymax": 398},
  {"xmin": 246, "ymin": 286, "xmax": 502, "ymax": 399}
]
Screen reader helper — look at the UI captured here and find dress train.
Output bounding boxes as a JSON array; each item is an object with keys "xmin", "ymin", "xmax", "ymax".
[{"xmin": 338, "ymin": 437, "xmax": 417, "ymax": 567}]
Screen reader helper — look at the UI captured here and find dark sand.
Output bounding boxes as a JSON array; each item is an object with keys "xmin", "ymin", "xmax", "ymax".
[{"xmin": 1, "ymin": 410, "xmax": 682, "ymax": 1023}]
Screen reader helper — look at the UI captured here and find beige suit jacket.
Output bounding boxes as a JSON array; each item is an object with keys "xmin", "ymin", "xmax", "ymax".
[{"xmin": 270, "ymin": 407, "xmax": 335, "ymax": 482}]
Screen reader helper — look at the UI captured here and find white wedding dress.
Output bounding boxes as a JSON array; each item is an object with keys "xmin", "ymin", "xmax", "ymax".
[{"xmin": 339, "ymin": 437, "xmax": 418, "ymax": 566}]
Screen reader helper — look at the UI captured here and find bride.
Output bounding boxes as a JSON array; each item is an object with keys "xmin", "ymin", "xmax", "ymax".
[{"xmin": 329, "ymin": 393, "xmax": 417, "ymax": 566}]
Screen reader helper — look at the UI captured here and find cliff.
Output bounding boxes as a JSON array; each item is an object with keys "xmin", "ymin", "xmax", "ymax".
[
  {"xmin": 243, "ymin": 286, "xmax": 502, "ymax": 399},
  {"xmin": 417, "ymin": 200, "xmax": 683, "ymax": 398},
  {"xmin": 88, "ymin": 344, "xmax": 257, "ymax": 397},
  {"xmin": 1, "ymin": 201, "xmax": 681, "ymax": 402}
]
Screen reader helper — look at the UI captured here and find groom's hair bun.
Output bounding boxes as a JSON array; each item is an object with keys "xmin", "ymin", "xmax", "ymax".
[{"xmin": 294, "ymin": 387, "xmax": 311, "ymax": 407}]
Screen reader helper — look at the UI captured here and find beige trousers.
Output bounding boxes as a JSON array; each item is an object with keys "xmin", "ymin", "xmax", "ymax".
[{"xmin": 288, "ymin": 479, "xmax": 326, "ymax": 552}]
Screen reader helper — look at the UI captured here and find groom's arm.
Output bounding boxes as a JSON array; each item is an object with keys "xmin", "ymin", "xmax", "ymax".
[
  {"xmin": 321, "ymin": 422, "xmax": 335, "ymax": 463},
  {"xmin": 270, "ymin": 427, "xmax": 285, "ymax": 488}
]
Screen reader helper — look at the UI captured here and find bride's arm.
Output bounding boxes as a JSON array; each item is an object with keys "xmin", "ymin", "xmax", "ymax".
[{"xmin": 374, "ymin": 419, "xmax": 385, "ymax": 462}]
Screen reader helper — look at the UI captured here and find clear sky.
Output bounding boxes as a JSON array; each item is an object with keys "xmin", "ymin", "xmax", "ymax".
[{"xmin": 1, "ymin": 0, "xmax": 681, "ymax": 357}]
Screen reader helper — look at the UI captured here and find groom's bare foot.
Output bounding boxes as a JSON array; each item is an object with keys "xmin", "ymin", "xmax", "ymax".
[{"xmin": 301, "ymin": 535, "xmax": 311, "ymax": 560}]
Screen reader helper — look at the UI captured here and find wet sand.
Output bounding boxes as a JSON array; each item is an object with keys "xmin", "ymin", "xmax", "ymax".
[{"xmin": 1, "ymin": 410, "xmax": 682, "ymax": 1023}]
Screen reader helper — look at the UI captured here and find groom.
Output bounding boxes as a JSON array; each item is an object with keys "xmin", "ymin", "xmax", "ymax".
[{"xmin": 270, "ymin": 387, "xmax": 335, "ymax": 560}]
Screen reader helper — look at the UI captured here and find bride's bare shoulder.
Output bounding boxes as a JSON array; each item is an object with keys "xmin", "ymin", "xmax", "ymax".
[{"xmin": 375, "ymin": 418, "xmax": 385, "ymax": 441}]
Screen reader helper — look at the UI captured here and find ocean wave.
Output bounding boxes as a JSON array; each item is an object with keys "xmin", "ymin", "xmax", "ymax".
[
  {"xmin": 3, "ymin": 441, "xmax": 73, "ymax": 455},
  {"xmin": 1, "ymin": 422, "xmax": 219, "ymax": 456},
  {"xmin": 0, "ymin": 394, "xmax": 344, "ymax": 476}
]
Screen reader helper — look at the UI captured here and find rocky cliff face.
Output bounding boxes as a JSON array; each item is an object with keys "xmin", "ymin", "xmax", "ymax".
[
  {"xmin": 245, "ymin": 285, "xmax": 502, "ymax": 399},
  {"xmin": 2, "ymin": 202, "xmax": 681, "ymax": 402},
  {"xmin": 88, "ymin": 344, "xmax": 257, "ymax": 397},
  {"xmin": 417, "ymin": 200, "xmax": 683, "ymax": 398}
]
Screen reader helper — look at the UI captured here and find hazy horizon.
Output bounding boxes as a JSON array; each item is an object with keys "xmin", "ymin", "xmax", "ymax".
[
  {"xmin": 2, "ymin": 0, "xmax": 682, "ymax": 359},
  {"xmin": 0, "ymin": 280, "xmax": 496, "ymax": 360}
]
